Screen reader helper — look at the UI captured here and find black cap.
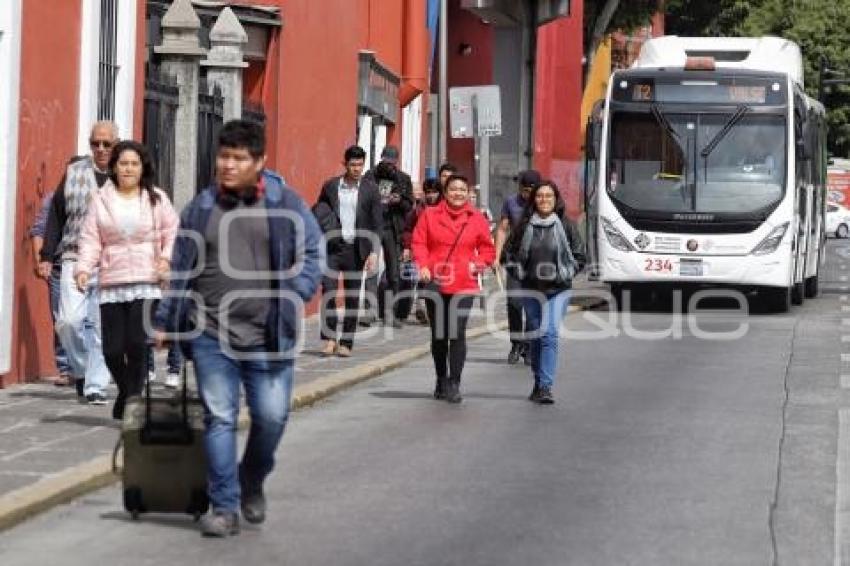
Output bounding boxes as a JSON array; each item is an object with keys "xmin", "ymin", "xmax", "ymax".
[
  {"xmin": 381, "ymin": 145, "xmax": 400, "ymax": 162},
  {"xmin": 516, "ymin": 169, "xmax": 542, "ymax": 189}
]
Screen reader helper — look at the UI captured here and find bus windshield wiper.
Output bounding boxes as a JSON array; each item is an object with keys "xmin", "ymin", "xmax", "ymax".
[
  {"xmin": 650, "ymin": 103, "xmax": 680, "ymax": 141},
  {"xmin": 700, "ymin": 104, "xmax": 750, "ymax": 158}
]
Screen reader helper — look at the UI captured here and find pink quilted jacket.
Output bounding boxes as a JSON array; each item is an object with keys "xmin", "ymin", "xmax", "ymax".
[{"xmin": 75, "ymin": 181, "xmax": 179, "ymax": 288}]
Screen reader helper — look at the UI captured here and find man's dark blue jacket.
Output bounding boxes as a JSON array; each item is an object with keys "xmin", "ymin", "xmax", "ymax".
[{"xmin": 154, "ymin": 170, "xmax": 325, "ymax": 357}]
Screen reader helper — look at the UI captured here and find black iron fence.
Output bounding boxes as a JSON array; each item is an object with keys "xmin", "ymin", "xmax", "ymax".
[
  {"xmin": 197, "ymin": 82, "xmax": 224, "ymax": 192},
  {"xmin": 142, "ymin": 71, "xmax": 179, "ymax": 197}
]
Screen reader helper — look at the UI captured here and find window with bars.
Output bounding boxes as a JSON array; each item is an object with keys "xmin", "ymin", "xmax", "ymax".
[{"xmin": 97, "ymin": 0, "xmax": 119, "ymax": 120}]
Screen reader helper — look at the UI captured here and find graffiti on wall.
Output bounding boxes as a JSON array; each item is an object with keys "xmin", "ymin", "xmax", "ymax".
[{"xmin": 17, "ymin": 98, "xmax": 66, "ymax": 253}]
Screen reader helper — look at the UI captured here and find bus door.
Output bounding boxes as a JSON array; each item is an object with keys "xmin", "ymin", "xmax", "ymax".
[{"xmin": 794, "ymin": 98, "xmax": 810, "ymax": 284}]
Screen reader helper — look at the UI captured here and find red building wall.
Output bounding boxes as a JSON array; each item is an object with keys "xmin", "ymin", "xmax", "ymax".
[
  {"xmin": 4, "ymin": 0, "xmax": 83, "ymax": 385},
  {"xmin": 533, "ymin": 4, "xmax": 585, "ymax": 219}
]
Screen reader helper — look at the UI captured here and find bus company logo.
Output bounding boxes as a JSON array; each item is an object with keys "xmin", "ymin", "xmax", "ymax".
[
  {"xmin": 673, "ymin": 213, "xmax": 715, "ymax": 221},
  {"xmin": 686, "ymin": 239, "xmax": 699, "ymax": 252},
  {"xmin": 634, "ymin": 233, "xmax": 651, "ymax": 250}
]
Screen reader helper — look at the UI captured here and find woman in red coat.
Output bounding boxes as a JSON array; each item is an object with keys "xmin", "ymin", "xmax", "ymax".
[{"xmin": 412, "ymin": 175, "xmax": 496, "ymax": 403}]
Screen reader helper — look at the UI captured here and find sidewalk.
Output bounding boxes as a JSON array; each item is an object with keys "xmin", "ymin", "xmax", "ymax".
[{"xmin": 0, "ymin": 278, "xmax": 605, "ymax": 530}]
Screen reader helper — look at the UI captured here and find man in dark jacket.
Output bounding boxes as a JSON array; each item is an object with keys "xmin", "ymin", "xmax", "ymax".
[
  {"xmin": 362, "ymin": 145, "xmax": 413, "ymax": 328},
  {"xmin": 153, "ymin": 120, "xmax": 323, "ymax": 537},
  {"xmin": 314, "ymin": 145, "xmax": 383, "ymax": 357}
]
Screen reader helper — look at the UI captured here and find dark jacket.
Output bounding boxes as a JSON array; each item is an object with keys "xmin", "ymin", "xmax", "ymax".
[
  {"xmin": 514, "ymin": 215, "xmax": 586, "ymax": 292},
  {"xmin": 154, "ymin": 170, "xmax": 324, "ymax": 357},
  {"xmin": 315, "ymin": 175, "xmax": 384, "ymax": 261},
  {"xmin": 363, "ymin": 165, "xmax": 413, "ymax": 244}
]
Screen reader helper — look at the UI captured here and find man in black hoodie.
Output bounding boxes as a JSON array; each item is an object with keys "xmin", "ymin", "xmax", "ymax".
[{"xmin": 362, "ymin": 145, "xmax": 413, "ymax": 328}]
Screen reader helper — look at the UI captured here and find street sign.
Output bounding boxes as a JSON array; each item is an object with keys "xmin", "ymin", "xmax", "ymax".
[{"xmin": 449, "ymin": 85, "xmax": 502, "ymax": 138}]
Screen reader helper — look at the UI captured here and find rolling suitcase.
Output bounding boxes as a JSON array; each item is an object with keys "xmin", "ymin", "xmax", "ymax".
[{"xmin": 113, "ymin": 364, "xmax": 209, "ymax": 520}]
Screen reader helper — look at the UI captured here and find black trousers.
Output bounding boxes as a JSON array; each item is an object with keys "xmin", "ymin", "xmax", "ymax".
[
  {"xmin": 506, "ymin": 269, "xmax": 528, "ymax": 346},
  {"xmin": 321, "ymin": 243, "xmax": 364, "ymax": 348},
  {"xmin": 100, "ymin": 299, "xmax": 150, "ymax": 413},
  {"xmin": 424, "ymin": 293, "xmax": 474, "ymax": 380},
  {"xmin": 377, "ymin": 231, "xmax": 402, "ymax": 321}
]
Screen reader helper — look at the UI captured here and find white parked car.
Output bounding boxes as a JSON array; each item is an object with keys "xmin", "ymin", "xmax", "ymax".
[{"xmin": 827, "ymin": 203, "xmax": 850, "ymax": 238}]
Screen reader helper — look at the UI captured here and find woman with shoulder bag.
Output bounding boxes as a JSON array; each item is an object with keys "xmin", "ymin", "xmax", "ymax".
[
  {"xmin": 513, "ymin": 181, "xmax": 585, "ymax": 404},
  {"xmin": 75, "ymin": 140, "xmax": 179, "ymax": 420},
  {"xmin": 412, "ymin": 175, "xmax": 495, "ymax": 403}
]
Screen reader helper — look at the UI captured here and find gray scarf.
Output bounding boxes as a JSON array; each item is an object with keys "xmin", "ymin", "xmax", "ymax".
[{"xmin": 517, "ymin": 213, "xmax": 578, "ymax": 283}]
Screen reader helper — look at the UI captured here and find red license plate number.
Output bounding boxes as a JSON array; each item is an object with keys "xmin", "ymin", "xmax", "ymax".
[{"xmin": 644, "ymin": 258, "xmax": 673, "ymax": 273}]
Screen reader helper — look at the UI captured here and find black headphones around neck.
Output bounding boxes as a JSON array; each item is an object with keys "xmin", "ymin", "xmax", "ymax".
[{"xmin": 216, "ymin": 185, "xmax": 260, "ymax": 210}]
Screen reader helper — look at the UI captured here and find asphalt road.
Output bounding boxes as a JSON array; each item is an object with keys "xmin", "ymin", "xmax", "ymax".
[{"xmin": 2, "ymin": 240, "xmax": 850, "ymax": 565}]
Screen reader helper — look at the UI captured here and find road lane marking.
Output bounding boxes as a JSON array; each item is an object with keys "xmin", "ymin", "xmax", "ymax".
[{"xmin": 836, "ymin": 410, "xmax": 850, "ymax": 565}]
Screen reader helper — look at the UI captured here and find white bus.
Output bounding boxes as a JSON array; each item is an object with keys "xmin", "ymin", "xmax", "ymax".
[{"xmin": 584, "ymin": 36, "xmax": 828, "ymax": 313}]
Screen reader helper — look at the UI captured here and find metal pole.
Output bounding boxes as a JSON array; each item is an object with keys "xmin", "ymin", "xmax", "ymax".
[{"xmin": 438, "ymin": 0, "xmax": 448, "ymax": 164}]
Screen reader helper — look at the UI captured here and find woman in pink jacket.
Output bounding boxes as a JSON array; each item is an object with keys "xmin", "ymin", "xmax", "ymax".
[{"xmin": 75, "ymin": 140, "xmax": 179, "ymax": 419}]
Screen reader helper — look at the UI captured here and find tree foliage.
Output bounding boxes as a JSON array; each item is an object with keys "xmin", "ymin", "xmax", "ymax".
[
  {"xmin": 666, "ymin": 0, "xmax": 850, "ymax": 156},
  {"xmin": 583, "ymin": 0, "xmax": 659, "ymax": 84}
]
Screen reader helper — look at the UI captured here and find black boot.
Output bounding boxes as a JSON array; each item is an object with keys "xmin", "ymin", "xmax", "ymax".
[
  {"xmin": 433, "ymin": 376, "xmax": 448, "ymax": 400},
  {"xmin": 507, "ymin": 343, "xmax": 522, "ymax": 364},
  {"xmin": 445, "ymin": 377, "xmax": 463, "ymax": 404}
]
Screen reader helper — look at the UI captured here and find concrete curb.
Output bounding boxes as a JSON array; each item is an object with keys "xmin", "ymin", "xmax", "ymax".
[{"xmin": 0, "ymin": 302, "xmax": 597, "ymax": 531}]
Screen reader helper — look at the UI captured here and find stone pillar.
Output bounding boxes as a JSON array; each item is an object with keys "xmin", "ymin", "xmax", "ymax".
[
  {"xmin": 201, "ymin": 7, "xmax": 248, "ymax": 122},
  {"xmin": 154, "ymin": 0, "xmax": 206, "ymax": 210}
]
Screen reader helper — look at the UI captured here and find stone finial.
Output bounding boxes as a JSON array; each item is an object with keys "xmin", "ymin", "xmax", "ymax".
[
  {"xmin": 202, "ymin": 7, "xmax": 249, "ymax": 69},
  {"xmin": 155, "ymin": 0, "xmax": 207, "ymax": 57},
  {"xmin": 210, "ymin": 7, "xmax": 248, "ymax": 45}
]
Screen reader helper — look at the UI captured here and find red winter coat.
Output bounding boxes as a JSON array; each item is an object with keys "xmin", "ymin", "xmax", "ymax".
[{"xmin": 411, "ymin": 200, "xmax": 495, "ymax": 295}]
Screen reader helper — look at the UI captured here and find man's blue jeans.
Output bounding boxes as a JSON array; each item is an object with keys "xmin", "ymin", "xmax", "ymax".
[
  {"xmin": 191, "ymin": 332, "xmax": 294, "ymax": 513},
  {"xmin": 522, "ymin": 290, "xmax": 571, "ymax": 389},
  {"xmin": 56, "ymin": 260, "xmax": 110, "ymax": 395},
  {"xmin": 48, "ymin": 263, "xmax": 72, "ymax": 376}
]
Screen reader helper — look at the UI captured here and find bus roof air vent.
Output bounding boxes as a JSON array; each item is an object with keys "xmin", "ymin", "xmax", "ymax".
[{"xmin": 633, "ymin": 36, "xmax": 804, "ymax": 87}]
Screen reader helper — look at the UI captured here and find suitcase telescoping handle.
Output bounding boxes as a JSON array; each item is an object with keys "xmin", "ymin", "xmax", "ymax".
[{"xmin": 142, "ymin": 357, "xmax": 192, "ymax": 444}]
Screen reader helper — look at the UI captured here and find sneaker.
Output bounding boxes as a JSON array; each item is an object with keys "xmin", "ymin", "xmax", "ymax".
[
  {"xmin": 507, "ymin": 343, "xmax": 522, "ymax": 365},
  {"xmin": 86, "ymin": 392, "xmax": 107, "ymax": 405},
  {"xmin": 414, "ymin": 308, "xmax": 428, "ymax": 325},
  {"xmin": 164, "ymin": 372, "xmax": 181, "ymax": 389},
  {"xmin": 534, "ymin": 387, "xmax": 554, "ymax": 405},
  {"xmin": 521, "ymin": 344, "xmax": 532, "ymax": 366},
  {"xmin": 337, "ymin": 345, "xmax": 352, "ymax": 358},
  {"xmin": 200, "ymin": 510, "xmax": 240, "ymax": 537},
  {"xmin": 147, "ymin": 370, "xmax": 157, "ymax": 383},
  {"xmin": 75, "ymin": 378, "xmax": 85, "ymax": 398},
  {"xmin": 239, "ymin": 466, "xmax": 267, "ymax": 524}
]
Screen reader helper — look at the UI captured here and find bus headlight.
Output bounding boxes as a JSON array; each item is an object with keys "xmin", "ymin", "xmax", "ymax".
[
  {"xmin": 601, "ymin": 217, "xmax": 634, "ymax": 252},
  {"xmin": 751, "ymin": 222, "xmax": 789, "ymax": 256}
]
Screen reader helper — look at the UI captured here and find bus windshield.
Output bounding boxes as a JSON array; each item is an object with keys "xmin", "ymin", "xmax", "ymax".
[{"xmin": 608, "ymin": 111, "xmax": 786, "ymax": 215}]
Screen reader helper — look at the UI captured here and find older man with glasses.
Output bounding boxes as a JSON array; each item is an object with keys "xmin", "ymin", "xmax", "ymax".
[{"xmin": 38, "ymin": 121, "xmax": 117, "ymax": 405}]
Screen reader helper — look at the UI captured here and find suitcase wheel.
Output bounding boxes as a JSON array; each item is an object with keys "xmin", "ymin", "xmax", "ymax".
[{"xmin": 124, "ymin": 487, "xmax": 143, "ymax": 520}]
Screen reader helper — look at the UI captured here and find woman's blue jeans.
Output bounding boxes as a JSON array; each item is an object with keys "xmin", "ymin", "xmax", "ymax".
[
  {"xmin": 191, "ymin": 332, "xmax": 294, "ymax": 513},
  {"xmin": 522, "ymin": 290, "xmax": 571, "ymax": 389}
]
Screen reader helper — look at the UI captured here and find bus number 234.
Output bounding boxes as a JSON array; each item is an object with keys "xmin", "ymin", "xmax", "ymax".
[{"xmin": 644, "ymin": 258, "xmax": 673, "ymax": 272}]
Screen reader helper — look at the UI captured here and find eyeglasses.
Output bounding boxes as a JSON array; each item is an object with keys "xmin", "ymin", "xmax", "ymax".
[{"xmin": 89, "ymin": 140, "xmax": 113, "ymax": 149}]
